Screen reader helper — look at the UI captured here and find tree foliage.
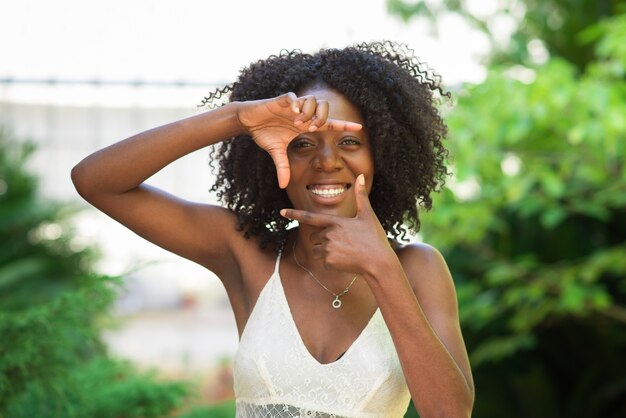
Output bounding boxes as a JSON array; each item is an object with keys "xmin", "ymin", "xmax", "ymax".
[
  {"xmin": 386, "ymin": 2, "xmax": 626, "ymax": 416},
  {"xmin": 388, "ymin": 0, "xmax": 624, "ymax": 69},
  {"xmin": 0, "ymin": 130, "xmax": 190, "ymax": 417}
]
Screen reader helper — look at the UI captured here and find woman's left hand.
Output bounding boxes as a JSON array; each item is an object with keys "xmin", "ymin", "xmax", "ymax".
[{"xmin": 280, "ymin": 174, "xmax": 394, "ymax": 275}]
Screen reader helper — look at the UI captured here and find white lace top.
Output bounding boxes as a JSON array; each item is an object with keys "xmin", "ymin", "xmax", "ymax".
[{"xmin": 233, "ymin": 253, "xmax": 410, "ymax": 418}]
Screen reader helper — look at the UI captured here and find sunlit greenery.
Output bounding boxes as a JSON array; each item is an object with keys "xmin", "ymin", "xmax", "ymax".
[
  {"xmin": 387, "ymin": 0, "xmax": 623, "ymax": 69},
  {"xmin": 389, "ymin": 1, "xmax": 626, "ymax": 417},
  {"xmin": 0, "ymin": 132, "xmax": 191, "ymax": 417}
]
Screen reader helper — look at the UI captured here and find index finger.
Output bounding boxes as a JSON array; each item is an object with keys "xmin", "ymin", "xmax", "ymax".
[
  {"xmin": 320, "ymin": 119, "xmax": 362, "ymax": 132},
  {"xmin": 280, "ymin": 208, "xmax": 337, "ymax": 227}
]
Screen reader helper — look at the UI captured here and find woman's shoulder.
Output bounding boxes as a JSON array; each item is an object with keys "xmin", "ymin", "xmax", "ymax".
[
  {"xmin": 394, "ymin": 242, "xmax": 456, "ymax": 301},
  {"xmin": 395, "ymin": 242, "xmax": 461, "ymax": 329},
  {"xmin": 394, "ymin": 241, "xmax": 448, "ymax": 271},
  {"xmin": 190, "ymin": 204, "xmax": 276, "ymax": 280}
]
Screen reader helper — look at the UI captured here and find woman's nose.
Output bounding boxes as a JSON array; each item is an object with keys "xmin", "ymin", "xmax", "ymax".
[{"xmin": 313, "ymin": 144, "xmax": 343, "ymax": 171}]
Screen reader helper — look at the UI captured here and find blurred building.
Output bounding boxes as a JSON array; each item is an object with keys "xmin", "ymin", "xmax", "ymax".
[{"xmin": 0, "ymin": 78, "xmax": 239, "ymax": 376}]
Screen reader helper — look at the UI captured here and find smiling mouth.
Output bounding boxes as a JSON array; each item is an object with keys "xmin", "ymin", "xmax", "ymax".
[{"xmin": 306, "ymin": 184, "xmax": 351, "ymax": 198}]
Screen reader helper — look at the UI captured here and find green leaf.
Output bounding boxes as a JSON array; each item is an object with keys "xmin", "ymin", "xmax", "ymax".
[
  {"xmin": 540, "ymin": 207, "xmax": 567, "ymax": 228},
  {"xmin": 471, "ymin": 334, "xmax": 536, "ymax": 367},
  {"xmin": 559, "ymin": 283, "xmax": 587, "ymax": 312}
]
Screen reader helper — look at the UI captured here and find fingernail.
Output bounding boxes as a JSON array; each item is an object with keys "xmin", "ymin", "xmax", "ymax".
[
  {"xmin": 294, "ymin": 120, "xmax": 302, "ymax": 126},
  {"xmin": 308, "ymin": 125, "xmax": 318, "ymax": 132},
  {"xmin": 280, "ymin": 209, "xmax": 288, "ymax": 218},
  {"xmin": 358, "ymin": 174, "xmax": 365, "ymax": 186}
]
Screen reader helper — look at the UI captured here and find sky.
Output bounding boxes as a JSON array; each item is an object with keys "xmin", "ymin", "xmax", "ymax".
[{"xmin": 1, "ymin": 0, "xmax": 492, "ymax": 90}]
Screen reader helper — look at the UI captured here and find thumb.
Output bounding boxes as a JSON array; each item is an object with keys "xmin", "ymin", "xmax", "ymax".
[
  {"xmin": 268, "ymin": 147, "xmax": 290, "ymax": 189},
  {"xmin": 354, "ymin": 174, "xmax": 372, "ymax": 216}
]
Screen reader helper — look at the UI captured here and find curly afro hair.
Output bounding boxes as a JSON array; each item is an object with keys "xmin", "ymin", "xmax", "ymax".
[{"xmin": 203, "ymin": 41, "xmax": 450, "ymax": 252}]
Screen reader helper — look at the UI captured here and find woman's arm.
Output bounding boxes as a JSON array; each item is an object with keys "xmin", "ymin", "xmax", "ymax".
[
  {"xmin": 72, "ymin": 93, "xmax": 361, "ymax": 278},
  {"xmin": 369, "ymin": 243, "xmax": 474, "ymax": 418},
  {"xmin": 281, "ymin": 175, "xmax": 474, "ymax": 418},
  {"xmin": 71, "ymin": 102, "xmax": 248, "ymax": 278}
]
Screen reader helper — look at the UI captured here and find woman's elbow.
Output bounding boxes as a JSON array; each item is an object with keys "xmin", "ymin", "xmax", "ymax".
[{"xmin": 70, "ymin": 161, "xmax": 95, "ymax": 200}]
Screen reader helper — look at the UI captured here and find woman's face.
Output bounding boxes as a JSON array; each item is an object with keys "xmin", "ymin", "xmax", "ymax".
[{"xmin": 285, "ymin": 85, "xmax": 374, "ymax": 218}]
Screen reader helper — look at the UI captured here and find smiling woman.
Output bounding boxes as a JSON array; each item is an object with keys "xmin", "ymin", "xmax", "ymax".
[
  {"xmin": 284, "ymin": 85, "xmax": 374, "ymax": 219},
  {"xmin": 71, "ymin": 41, "xmax": 474, "ymax": 418}
]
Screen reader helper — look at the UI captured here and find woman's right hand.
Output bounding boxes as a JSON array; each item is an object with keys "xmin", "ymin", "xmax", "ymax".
[{"xmin": 236, "ymin": 92, "xmax": 362, "ymax": 189}]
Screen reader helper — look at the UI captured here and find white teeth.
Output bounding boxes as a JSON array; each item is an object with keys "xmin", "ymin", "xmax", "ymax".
[{"xmin": 310, "ymin": 187, "xmax": 346, "ymax": 197}]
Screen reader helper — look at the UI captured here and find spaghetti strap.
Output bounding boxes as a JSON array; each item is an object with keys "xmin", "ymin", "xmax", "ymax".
[{"xmin": 273, "ymin": 251, "xmax": 282, "ymax": 275}]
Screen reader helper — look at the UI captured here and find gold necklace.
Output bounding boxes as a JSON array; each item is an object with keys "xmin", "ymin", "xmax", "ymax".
[{"xmin": 292, "ymin": 241, "xmax": 358, "ymax": 309}]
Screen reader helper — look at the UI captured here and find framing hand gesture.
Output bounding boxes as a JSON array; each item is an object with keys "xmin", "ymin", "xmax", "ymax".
[
  {"xmin": 237, "ymin": 93, "xmax": 362, "ymax": 188},
  {"xmin": 280, "ymin": 174, "xmax": 393, "ymax": 275}
]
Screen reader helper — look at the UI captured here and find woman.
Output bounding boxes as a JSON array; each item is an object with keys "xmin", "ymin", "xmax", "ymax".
[{"xmin": 72, "ymin": 41, "xmax": 474, "ymax": 418}]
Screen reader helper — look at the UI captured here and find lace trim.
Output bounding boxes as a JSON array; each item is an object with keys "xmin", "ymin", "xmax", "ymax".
[{"xmin": 236, "ymin": 401, "xmax": 346, "ymax": 418}]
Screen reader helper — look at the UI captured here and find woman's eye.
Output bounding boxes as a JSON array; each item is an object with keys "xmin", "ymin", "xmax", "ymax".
[
  {"xmin": 340, "ymin": 137, "xmax": 361, "ymax": 146},
  {"xmin": 290, "ymin": 139, "xmax": 314, "ymax": 149}
]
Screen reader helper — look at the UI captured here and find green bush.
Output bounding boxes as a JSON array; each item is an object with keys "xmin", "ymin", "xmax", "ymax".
[
  {"xmin": 416, "ymin": 14, "xmax": 626, "ymax": 417},
  {"xmin": 0, "ymin": 130, "xmax": 190, "ymax": 417},
  {"xmin": 177, "ymin": 401, "xmax": 237, "ymax": 418},
  {"xmin": 387, "ymin": 1, "xmax": 626, "ymax": 414},
  {"xmin": 5, "ymin": 358, "xmax": 188, "ymax": 418}
]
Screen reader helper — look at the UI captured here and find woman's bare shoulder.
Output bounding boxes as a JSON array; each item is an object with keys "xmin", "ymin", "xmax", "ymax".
[
  {"xmin": 395, "ymin": 242, "xmax": 448, "ymax": 272},
  {"xmin": 192, "ymin": 203, "xmax": 277, "ymax": 280},
  {"xmin": 395, "ymin": 242, "xmax": 457, "ymax": 308}
]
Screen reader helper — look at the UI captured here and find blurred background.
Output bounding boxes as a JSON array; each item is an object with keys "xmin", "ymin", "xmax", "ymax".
[{"xmin": 1, "ymin": 0, "xmax": 625, "ymax": 417}]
